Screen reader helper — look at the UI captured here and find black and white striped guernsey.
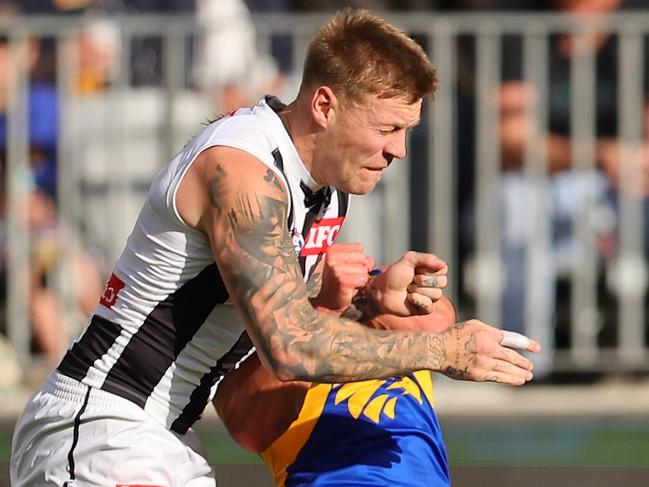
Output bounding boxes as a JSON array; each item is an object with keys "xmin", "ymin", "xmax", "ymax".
[{"xmin": 58, "ymin": 96, "xmax": 349, "ymax": 434}]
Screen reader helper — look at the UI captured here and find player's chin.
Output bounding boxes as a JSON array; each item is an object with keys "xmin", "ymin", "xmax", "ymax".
[{"xmin": 346, "ymin": 175, "xmax": 382, "ymax": 195}]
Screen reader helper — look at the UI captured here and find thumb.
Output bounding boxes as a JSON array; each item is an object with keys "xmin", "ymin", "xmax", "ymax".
[{"xmin": 401, "ymin": 251, "xmax": 446, "ymax": 273}]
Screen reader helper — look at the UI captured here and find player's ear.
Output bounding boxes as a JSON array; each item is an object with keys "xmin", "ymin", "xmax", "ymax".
[{"xmin": 311, "ymin": 86, "xmax": 338, "ymax": 129}]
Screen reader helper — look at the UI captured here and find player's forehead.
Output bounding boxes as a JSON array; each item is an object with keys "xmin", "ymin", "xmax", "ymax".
[{"xmin": 355, "ymin": 94, "xmax": 422, "ymax": 128}]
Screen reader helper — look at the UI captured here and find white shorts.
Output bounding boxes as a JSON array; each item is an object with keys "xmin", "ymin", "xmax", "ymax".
[{"xmin": 10, "ymin": 372, "xmax": 217, "ymax": 487}]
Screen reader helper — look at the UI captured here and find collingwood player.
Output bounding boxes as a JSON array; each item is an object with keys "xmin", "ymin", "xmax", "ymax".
[{"xmin": 11, "ymin": 9, "xmax": 539, "ymax": 486}]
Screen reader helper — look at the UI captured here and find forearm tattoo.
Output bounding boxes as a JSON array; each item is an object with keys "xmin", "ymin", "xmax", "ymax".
[
  {"xmin": 340, "ymin": 287, "xmax": 381, "ymax": 323},
  {"xmin": 208, "ymin": 164, "xmax": 444, "ymax": 382},
  {"xmin": 441, "ymin": 326, "xmax": 468, "ymax": 379},
  {"xmin": 306, "ymin": 268, "xmax": 323, "ymax": 299},
  {"xmin": 439, "ymin": 322, "xmax": 480, "ymax": 380}
]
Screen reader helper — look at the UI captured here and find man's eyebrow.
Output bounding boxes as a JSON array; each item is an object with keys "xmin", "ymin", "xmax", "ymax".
[
  {"xmin": 400, "ymin": 118, "xmax": 421, "ymax": 129},
  {"xmin": 379, "ymin": 118, "xmax": 421, "ymax": 129}
]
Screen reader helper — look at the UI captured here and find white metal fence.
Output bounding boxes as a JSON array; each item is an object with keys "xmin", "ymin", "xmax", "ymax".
[{"xmin": 2, "ymin": 11, "xmax": 648, "ymax": 375}]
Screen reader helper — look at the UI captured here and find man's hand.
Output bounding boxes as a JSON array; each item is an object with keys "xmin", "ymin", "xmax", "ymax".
[
  {"xmin": 439, "ymin": 320, "xmax": 541, "ymax": 386},
  {"xmin": 367, "ymin": 251, "xmax": 447, "ymax": 317},
  {"xmin": 369, "ymin": 296, "xmax": 456, "ymax": 332},
  {"xmin": 312, "ymin": 243, "xmax": 374, "ymax": 314}
]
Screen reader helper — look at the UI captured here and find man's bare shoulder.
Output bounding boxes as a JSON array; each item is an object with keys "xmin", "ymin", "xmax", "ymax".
[{"xmin": 176, "ymin": 145, "xmax": 287, "ymax": 230}]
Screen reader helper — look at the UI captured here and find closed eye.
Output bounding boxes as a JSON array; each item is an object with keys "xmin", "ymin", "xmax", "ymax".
[{"xmin": 378, "ymin": 127, "xmax": 403, "ymax": 135}]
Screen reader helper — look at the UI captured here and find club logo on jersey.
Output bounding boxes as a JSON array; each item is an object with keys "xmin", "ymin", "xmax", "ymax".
[
  {"xmin": 300, "ymin": 217, "xmax": 344, "ymax": 256},
  {"xmin": 291, "ymin": 228, "xmax": 305, "ymax": 256},
  {"xmin": 100, "ymin": 273, "xmax": 125, "ymax": 309},
  {"xmin": 333, "ymin": 376, "xmax": 426, "ymax": 424}
]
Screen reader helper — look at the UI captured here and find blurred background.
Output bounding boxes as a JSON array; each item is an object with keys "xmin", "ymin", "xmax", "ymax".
[{"xmin": 0, "ymin": 0, "xmax": 648, "ymax": 486}]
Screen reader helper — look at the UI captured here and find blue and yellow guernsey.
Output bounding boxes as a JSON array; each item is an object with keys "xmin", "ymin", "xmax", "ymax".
[{"xmin": 261, "ymin": 370, "xmax": 450, "ymax": 486}]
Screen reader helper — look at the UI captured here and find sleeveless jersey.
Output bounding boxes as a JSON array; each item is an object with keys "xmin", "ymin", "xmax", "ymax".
[
  {"xmin": 261, "ymin": 370, "xmax": 450, "ymax": 486},
  {"xmin": 57, "ymin": 96, "xmax": 348, "ymax": 434}
]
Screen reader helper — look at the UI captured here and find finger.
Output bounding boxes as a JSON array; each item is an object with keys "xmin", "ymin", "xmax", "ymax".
[
  {"xmin": 328, "ymin": 259, "xmax": 374, "ymax": 278},
  {"xmin": 339, "ymin": 272, "xmax": 371, "ymax": 289},
  {"xmin": 500, "ymin": 330, "xmax": 541, "ymax": 353},
  {"xmin": 497, "ymin": 346, "xmax": 534, "ymax": 371},
  {"xmin": 410, "ymin": 274, "xmax": 448, "ymax": 289},
  {"xmin": 500, "ymin": 330, "xmax": 529, "ymax": 349},
  {"xmin": 327, "ymin": 243, "xmax": 368, "ymax": 262},
  {"xmin": 328, "ymin": 251, "xmax": 371, "ymax": 266},
  {"xmin": 415, "ymin": 264, "xmax": 448, "ymax": 277},
  {"xmin": 330, "ymin": 262, "xmax": 374, "ymax": 278},
  {"xmin": 406, "ymin": 285, "xmax": 443, "ymax": 301},
  {"xmin": 481, "ymin": 369, "xmax": 533, "ymax": 386},
  {"xmin": 406, "ymin": 292, "xmax": 434, "ymax": 314},
  {"xmin": 490, "ymin": 359, "xmax": 534, "ymax": 383},
  {"xmin": 526, "ymin": 339, "xmax": 541, "ymax": 353},
  {"xmin": 401, "ymin": 251, "xmax": 446, "ymax": 273}
]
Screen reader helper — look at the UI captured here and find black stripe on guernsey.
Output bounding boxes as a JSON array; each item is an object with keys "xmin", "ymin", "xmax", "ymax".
[
  {"xmin": 303, "ymin": 191, "xmax": 347, "ymax": 281},
  {"xmin": 65, "ymin": 384, "xmax": 91, "ymax": 483},
  {"xmin": 58, "ymin": 315, "xmax": 123, "ymax": 380},
  {"xmin": 337, "ymin": 190, "xmax": 349, "ymax": 218},
  {"xmin": 299, "ymin": 183, "xmax": 333, "ymax": 275},
  {"xmin": 100, "ymin": 263, "xmax": 229, "ymax": 408},
  {"xmin": 272, "ymin": 148, "xmax": 294, "ymax": 228},
  {"xmin": 171, "ymin": 331, "xmax": 253, "ymax": 434},
  {"xmin": 271, "ymin": 147, "xmax": 284, "ymax": 172}
]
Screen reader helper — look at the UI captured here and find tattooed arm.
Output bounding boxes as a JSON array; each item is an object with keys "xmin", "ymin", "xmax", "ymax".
[
  {"xmin": 213, "ymin": 300, "xmax": 460, "ymax": 453},
  {"xmin": 212, "ymin": 253, "xmax": 343, "ymax": 454},
  {"xmin": 177, "ymin": 146, "xmax": 539, "ymax": 385},
  {"xmin": 213, "ymin": 244, "xmax": 453, "ymax": 453}
]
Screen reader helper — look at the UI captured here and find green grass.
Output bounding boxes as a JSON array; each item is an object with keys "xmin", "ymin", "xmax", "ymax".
[
  {"xmin": 4, "ymin": 418, "xmax": 649, "ymax": 469},
  {"xmin": 194, "ymin": 425, "xmax": 263, "ymax": 465},
  {"xmin": 0, "ymin": 432, "xmax": 9, "ymax": 463},
  {"xmin": 193, "ymin": 419, "xmax": 649, "ymax": 468},
  {"xmin": 444, "ymin": 423, "xmax": 649, "ymax": 468}
]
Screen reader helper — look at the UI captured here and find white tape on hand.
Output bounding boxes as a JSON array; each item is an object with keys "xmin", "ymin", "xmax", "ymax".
[{"xmin": 501, "ymin": 330, "xmax": 530, "ymax": 350}]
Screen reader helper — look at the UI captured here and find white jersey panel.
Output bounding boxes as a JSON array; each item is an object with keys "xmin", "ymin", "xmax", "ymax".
[
  {"xmin": 144, "ymin": 303, "xmax": 246, "ymax": 426},
  {"xmin": 57, "ymin": 96, "xmax": 349, "ymax": 433}
]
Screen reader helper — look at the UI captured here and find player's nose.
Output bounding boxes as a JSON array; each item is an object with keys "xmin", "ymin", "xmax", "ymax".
[{"xmin": 384, "ymin": 130, "xmax": 407, "ymax": 159}]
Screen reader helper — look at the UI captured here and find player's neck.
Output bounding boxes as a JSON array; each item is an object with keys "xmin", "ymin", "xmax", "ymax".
[{"xmin": 279, "ymin": 100, "xmax": 318, "ymax": 178}]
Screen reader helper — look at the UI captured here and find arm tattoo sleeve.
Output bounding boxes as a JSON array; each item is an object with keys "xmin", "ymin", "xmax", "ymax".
[
  {"xmin": 306, "ymin": 267, "xmax": 323, "ymax": 299},
  {"xmin": 208, "ymin": 164, "xmax": 443, "ymax": 383},
  {"xmin": 340, "ymin": 287, "xmax": 382, "ymax": 323}
]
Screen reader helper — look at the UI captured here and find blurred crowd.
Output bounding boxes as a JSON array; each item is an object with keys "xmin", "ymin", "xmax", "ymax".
[{"xmin": 0, "ymin": 0, "xmax": 648, "ymax": 382}]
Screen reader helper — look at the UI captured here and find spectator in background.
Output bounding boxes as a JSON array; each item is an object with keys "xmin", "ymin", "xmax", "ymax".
[
  {"xmin": 0, "ymin": 33, "xmax": 65, "ymax": 363},
  {"xmin": 0, "ymin": 37, "xmax": 58, "ymax": 199},
  {"xmin": 99, "ymin": 0, "xmax": 195, "ymax": 86},
  {"xmin": 246, "ymin": 0, "xmax": 290, "ymax": 10},
  {"xmin": 193, "ymin": 0, "xmax": 284, "ymax": 114},
  {"xmin": 72, "ymin": 18, "xmax": 121, "ymax": 95},
  {"xmin": 19, "ymin": 0, "xmax": 94, "ymax": 14},
  {"xmin": 291, "ymin": 0, "xmax": 431, "ymax": 11},
  {"xmin": 496, "ymin": 0, "xmax": 649, "ymax": 374},
  {"xmin": 0, "ymin": 10, "xmax": 105, "ymax": 364}
]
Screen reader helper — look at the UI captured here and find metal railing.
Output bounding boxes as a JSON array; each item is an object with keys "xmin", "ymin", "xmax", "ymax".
[{"xmin": 2, "ymin": 11, "xmax": 648, "ymax": 374}]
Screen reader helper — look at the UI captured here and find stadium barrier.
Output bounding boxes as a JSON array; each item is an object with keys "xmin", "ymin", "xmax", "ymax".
[{"xmin": 2, "ymin": 11, "xmax": 648, "ymax": 375}]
